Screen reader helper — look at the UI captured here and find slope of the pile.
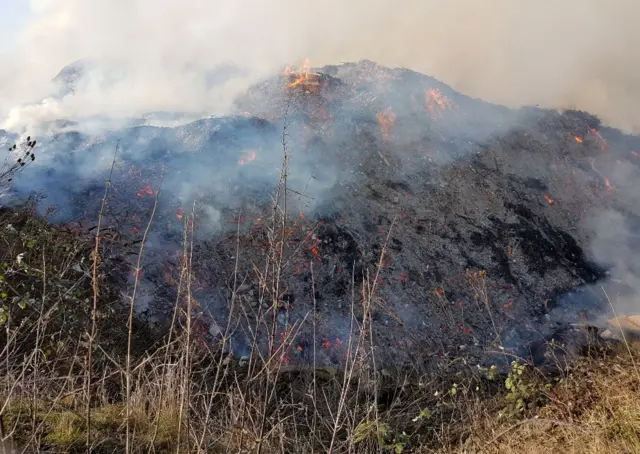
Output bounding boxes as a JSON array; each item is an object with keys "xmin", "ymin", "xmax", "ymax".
[{"xmin": 3, "ymin": 60, "xmax": 640, "ymax": 369}]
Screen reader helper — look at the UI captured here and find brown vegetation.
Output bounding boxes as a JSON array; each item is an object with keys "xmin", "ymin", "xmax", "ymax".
[{"xmin": 0, "ymin": 136, "xmax": 639, "ymax": 454}]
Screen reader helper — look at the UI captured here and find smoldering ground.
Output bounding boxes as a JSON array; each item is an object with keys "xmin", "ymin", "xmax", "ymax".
[
  {"xmin": 1, "ymin": 1, "xmax": 640, "ymax": 366},
  {"xmin": 2, "ymin": 61, "xmax": 639, "ymax": 369}
]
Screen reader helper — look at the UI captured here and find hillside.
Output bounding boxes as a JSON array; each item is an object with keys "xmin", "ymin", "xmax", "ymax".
[{"xmin": 1, "ymin": 60, "xmax": 640, "ymax": 452}]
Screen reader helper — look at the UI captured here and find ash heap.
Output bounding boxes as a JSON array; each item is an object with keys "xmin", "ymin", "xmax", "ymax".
[{"xmin": 3, "ymin": 59, "xmax": 640, "ymax": 370}]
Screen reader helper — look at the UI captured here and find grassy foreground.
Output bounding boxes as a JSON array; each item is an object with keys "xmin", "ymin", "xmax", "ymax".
[{"xmin": 0, "ymin": 202, "xmax": 639, "ymax": 454}]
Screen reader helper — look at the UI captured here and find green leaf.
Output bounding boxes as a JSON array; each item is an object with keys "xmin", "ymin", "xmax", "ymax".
[{"xmin": 505, "ymin": 377, "xmax": 513, "ymax": 390}]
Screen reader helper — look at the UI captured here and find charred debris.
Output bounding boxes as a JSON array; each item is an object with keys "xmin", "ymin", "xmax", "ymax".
[{"xmin": 8, "ymin": 59, "xmax": 640, "ymax": 371}]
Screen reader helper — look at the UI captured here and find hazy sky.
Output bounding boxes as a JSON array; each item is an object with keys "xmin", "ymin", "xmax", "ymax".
[{"xmin": 0, "ymin": 1, "xmax": 29, "ymax": 52}]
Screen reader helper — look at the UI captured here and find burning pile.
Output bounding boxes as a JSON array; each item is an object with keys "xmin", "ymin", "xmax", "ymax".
[{"xmin": 7, "ymin": 59, "xmax": 640, "ymax": 370}]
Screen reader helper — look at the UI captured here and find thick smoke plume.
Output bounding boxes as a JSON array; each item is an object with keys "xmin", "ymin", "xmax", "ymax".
[{"xmin": 2, "ymin": 0, "xmax": 640, "ymax": 131}]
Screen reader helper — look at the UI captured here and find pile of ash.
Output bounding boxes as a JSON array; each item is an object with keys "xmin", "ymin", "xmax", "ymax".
[{"xmin": 5, "ymin": 60, "xmax": 640, "ymax": 370}]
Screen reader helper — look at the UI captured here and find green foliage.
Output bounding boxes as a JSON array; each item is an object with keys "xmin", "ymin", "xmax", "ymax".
[
  {"xmin": 352, "ymin": 421, "xmax": 409, "ymax": 453},
  {"xmin": 499, "ymin": 361, "xmax": 538, "ymax": 418}
]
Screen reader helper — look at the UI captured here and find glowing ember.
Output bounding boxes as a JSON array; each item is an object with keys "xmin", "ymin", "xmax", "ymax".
[
  {"xmin": 376, "ymin": 108, "xmax": 396, "ymax": 141},
  {"xmin": 136, "ymin": 184, "xmax": 154, "ymax": 198},
  {"xmin": 311, "ymin": 247, "xmax": 319, "ymax": 256},
  {"xmin": 176, "ymin": 207, "xmax": 185, "ymax": 220},
  {"xmin": 574, "ymin": 136, "xmax": 584, "ymax": 144},
  {"xmin": 544, "ymin": 194, "xmax": 554, "ymax": 205},
  {"xmin": 238, "ymin": 150, "xmax": 257, "ymax": 165},
  {"xmin": 425, "ymin": 88, "xmax": 454, "ymax": 119},
  {"xmin": 589, "ymin": 127, "xmax": 608, "ymax": 150},
  {"xmin": 589, "ymin": 158, "xmax": 615, "ymax": 193}
]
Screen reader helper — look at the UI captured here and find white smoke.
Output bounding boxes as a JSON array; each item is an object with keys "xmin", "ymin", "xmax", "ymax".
[{"xmin": 1, "ymin": 0, "xmax": 640, "ymax": 131}]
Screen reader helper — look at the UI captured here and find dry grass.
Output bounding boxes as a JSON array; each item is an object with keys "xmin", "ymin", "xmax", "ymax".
[
  {"xmin": 0, "ymin": 135, "xmax": 639, "ymax": 453},
  {"xmin": 443, "ymin": 343, "xmax": 640, "ymax": 454}
]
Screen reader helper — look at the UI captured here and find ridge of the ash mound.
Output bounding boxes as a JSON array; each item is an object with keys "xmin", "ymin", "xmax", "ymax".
[{"xmin": 6, "ymin": 59, "xmax": 640, "ymax": 372}]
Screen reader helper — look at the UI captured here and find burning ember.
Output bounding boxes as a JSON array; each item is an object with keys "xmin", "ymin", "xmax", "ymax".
[
  {"xmin": 136, "ymin": 184, "xmax": 154, "ymax": 198},
  {"xmin": 376, "ymin": 108, "xmax": 396, "ymax": 141},
  {"xmin": 574, "ymin": 135, "xmax": 584, "ymax": 144},
  {"xmin": 589, "ymin": 127, "xmax": 608, "ymax": 151},
  {"xmin": 425, "ymin": 88, "xmax": 454, "ymax": 119},
  {"xmin": 589, "ymin": 158, "xmax": 615, "ymax": 192},
  {"xmin": 544, "ymin": 194, "xmax": 554, "ymax": 204}
]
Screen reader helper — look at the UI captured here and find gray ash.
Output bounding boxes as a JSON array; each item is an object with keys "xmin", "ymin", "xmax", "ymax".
[{"xmin": 7, "ymin": 60, "xmax": 640, "ymax": 370}]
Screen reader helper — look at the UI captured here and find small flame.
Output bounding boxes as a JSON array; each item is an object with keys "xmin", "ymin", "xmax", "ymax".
[
  {"xmin": 284, "ymin": 59, "xmax": 321, "ymax": 93},
  {"xmin": 574, "ymin": 136, "xmax": 584, "ymax": 144},
  {"xmin": 176, "ymin": 207, "xmax": 184, "ymax": 220},
  {"xmin": 376, "ymin": 108, "xmax": 396, "ymax": 141},
  {"xmin": 311, "ymin": 247, "xmax": 319, "ymax": 256},
  {"xmin": 425, "ymin": 88, "xmax": 454, "ymax": 119},
  {"xmin": 238, "ymin": 150, "xmax": 257, "ymax": 165},
  {"xmin": 544, "ymin": 194, "xmax": 554, "ymax": 205}
]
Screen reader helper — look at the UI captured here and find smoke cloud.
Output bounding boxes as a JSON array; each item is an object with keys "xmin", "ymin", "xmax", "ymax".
[{"xmin": 1, "ymin": 0, "xmax": 640, "ymax": 131}]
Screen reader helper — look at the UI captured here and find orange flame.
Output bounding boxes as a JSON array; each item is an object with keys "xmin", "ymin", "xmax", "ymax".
[
  {"xmin": 176, "ymin": 207, "xmax": 185, "ymax": 220},
  {"xmin": 284, "ymin": 59, "xmax": 321, "ymax": 93},
  {"xmin": 238, "ymin": 150, "xmax": 257, "ymax": 165},
  {"xmin": 574, "ymin": 136, "xmax": 584, "ymax": 144},
  {"xmin": 376, "ymin": 108, "xmax": 396, "ymax": 141},
  {"xmin": 425, "ymin": 88, "xmax": 454, "ymax": 119},
  {"xmin": 544, "ymin": 194, "xmax": 554, "ymax": 205}
]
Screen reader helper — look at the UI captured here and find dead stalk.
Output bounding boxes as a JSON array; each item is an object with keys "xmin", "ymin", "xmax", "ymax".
[
  {"xmin": 86, "ymin": 143, "xmax": 118, "ymax": 452},
  {"xmin": 602, "ymin": 286, "xmax": 640, "ymax": 383},
  {"xmin": 176, "ymin": 201, "xmax": 196, "ymax": 454},
  {"xmin": 126, "ymin": 174, "xmax": 162, "ymax": 454}
]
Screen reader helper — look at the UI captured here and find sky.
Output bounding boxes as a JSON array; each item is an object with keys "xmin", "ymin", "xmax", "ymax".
[
  {"xmin": 1, "ymin": 0, "xmax": 640, "ymax": 133},
  {"xmin": 0, "ymin": 1, "xmax": 29, "ymax": 52}
]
